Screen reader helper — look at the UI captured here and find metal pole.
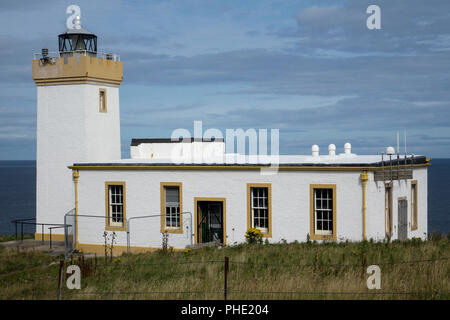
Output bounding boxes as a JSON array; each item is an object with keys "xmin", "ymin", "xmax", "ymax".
[
  {"xmin": 57, "ymin": 259, "xmax": 64, "ymax": 300},
  {"xmin": 188, "ymin": 212, "xmax": 193, "ymax": 247},
  {"xmin": 126, "ymin": 219, "xmax": 130, "ymax": 254},
  {"xmin": 50, "ymin": 228, "xmax": 53, "ymax": 249},
  {"xmin": 64, "ymin": 218, "xmax": 67, "ymax": 259},
  {"xmin": 389, "ymin": 154, "xmax": 393, "ymax": 185},
  {"xmin": 42, "ymin": 224, "xmax": 44, "ymax": 242},
  {"xmin": 224, "ymin": 256, "xmax": 229, "ymax": 300},
  {"xmin": 21, "ymin": 222, "xmax": 23, "ymax": 242},
  {"xmin": 15, "ymin": 221, "xmax": 17, "ymax": 241}
]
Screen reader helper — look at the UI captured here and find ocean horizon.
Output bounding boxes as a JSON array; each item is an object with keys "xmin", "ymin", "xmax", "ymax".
[{"xmin": 0, "ymin": 159, "xmax": 448, "ymax": 236}]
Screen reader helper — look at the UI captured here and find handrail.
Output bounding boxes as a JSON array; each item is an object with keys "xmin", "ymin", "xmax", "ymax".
[
  {"xmin": 127, "ymin": 212, "xmax": 193, "ymax": 253},
  {"xmin": 33, "ymin": 50, "xmax": 121, "ymax": 61},
  {"xmin": 63, "ymin": 212, "xmax": 193, "ymax": 256},
  {"xmin": 11, "ymin": 218, "xmax": 68, "ymax": 249}
]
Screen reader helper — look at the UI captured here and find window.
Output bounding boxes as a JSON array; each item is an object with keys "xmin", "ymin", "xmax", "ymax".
[
  {"xmin": 105, "ymin": 182, "xmax": 126, "ymax": 231},
  {"xmin": 310, "ymin": 185, "xmax": 336, "ymax": 240},
  {"xmin": 247, "ymin": 183, "xmax": 272, "ymax": 237},
  {"xmin": 385, "ymin": 183, "xmax": 393, "ymax": 237},
  {"xmin": 160, "ymin": 183, "xmax": 183, "ymax": 233},
  {"xmin": 99, "ymin": 88, "xmax": 107, "ymax": 113},
  {"xmin": 411, "ymin": 181, "xmax": 418, "ymax": 230}
]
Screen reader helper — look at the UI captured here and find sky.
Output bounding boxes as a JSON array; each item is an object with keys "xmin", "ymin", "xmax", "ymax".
[{"xmin": 0, "ymin": 0, "xmax": 450, "ymax": 159}]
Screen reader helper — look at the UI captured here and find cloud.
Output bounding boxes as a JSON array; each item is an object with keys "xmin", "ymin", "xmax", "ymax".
[
  {"xmin": 290, "ymin": 0, "xmax": 450, "ymax": 57},
  {"xmin": 1, "ymin": 0, "xmax": 450, "ymax": 159}
]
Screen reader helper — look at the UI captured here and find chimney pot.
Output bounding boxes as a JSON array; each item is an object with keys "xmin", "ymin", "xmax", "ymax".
[
  {"xmin": 328, "ymin": 144, "xmax": 336, "ymax": 156},
  {"xmin": 312, "ymin": 144, "xmax": 319, "ymax": 157}
]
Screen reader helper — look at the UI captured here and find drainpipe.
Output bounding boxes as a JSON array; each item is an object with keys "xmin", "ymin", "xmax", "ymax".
[
  {"xmin": 73, "ymin": 170, "xmax": 80, "ymax": 250},
  {"xmin": 360, "ymin": 171, "xmax": 369, "ymax": 241}
]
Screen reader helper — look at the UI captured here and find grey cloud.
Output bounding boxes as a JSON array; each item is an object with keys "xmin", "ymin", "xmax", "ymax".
[{"xmin": 290, "ymin": 0, "xmax": 450, "ymax": 56}]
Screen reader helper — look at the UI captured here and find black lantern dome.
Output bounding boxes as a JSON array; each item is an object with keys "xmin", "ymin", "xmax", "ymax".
[{"xmin": 58, "ymin": 16, "xmax": 97, "ymax": 57}]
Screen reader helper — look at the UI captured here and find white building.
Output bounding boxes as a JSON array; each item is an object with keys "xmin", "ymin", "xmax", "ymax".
[{"xmin": 32, "ymin": 16, "xmax": 430, "ymax": 255}]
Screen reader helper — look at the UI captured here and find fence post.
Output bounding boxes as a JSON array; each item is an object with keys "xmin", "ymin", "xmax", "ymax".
[
  {"xmin": 224, "ymin": 256, "xmax": 229, "ymax": 300},
  {"xmin": 57, "ymin": 259, "xmax": 64, "ymax": 300}
]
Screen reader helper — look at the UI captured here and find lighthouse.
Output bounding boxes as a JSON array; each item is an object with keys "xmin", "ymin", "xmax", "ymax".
[{"xmin": 32, "ymin": 11, "xmax": 123, "ymax": 239}]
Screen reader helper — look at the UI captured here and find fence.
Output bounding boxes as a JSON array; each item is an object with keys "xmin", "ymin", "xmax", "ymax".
[
  {"xmin": 0, "ymin": 255, "xmax": 448, "ymax": 300},
  {"xmin": 63, "ymin": 211, "xmax": 194, "ymax": 257},
  {"xmin": 11, "ymin": 218, "xmax": 68, "ymax": 249}
]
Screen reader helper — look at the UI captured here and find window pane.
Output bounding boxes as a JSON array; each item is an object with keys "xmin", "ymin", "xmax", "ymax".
[
  {"xmin": 251, "ymin": 187, "xmax": 269, "ymax": 231},
  {"xmin": 314, "ymin": 188, "xmax": 333, "ymax": 234},
  {"xmin": 317, "ymin": 220, "xmax": 323, "ymax": 230},
  {"xmin": 165, "ymin": 186, "xmax": 179, "ymax": 203}
]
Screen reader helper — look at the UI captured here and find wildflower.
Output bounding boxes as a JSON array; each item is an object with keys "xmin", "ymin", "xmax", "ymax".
[{"xmin": 245, "ymin": 228, "xmax": 263, "ymax": 245}]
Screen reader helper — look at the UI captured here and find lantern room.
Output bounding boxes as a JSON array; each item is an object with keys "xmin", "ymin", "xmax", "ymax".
[{"xmin": 58, "ymin": 15, "xmax": 97, "ymax": 57}]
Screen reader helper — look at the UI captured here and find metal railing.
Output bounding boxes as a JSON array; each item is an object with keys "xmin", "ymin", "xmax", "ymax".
[
  {"xmin": 63, "ymin": 211, "xmax": 194, "ymax": 258},
  {"xmin": 127, "ymin": 212, "xmax": 193, "ymax": 253},
  {"xmin": 11, "ymin": 218, "xmax": 67, "ymax": 249},
  {"xmin": 33, "ymin": 50, "xmax": 121, "ymax": 61}
]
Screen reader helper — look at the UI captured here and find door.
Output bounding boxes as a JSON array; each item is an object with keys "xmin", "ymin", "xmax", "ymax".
[
  {"xmin": 398, "ymin": 199, "xmax": 408, "ymax": 240},
  {"xmin": 197, "ymin": 201, "xmax": 224, "ymax": 244}
]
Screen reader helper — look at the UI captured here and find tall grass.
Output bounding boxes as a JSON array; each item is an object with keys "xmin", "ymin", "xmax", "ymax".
[{"xmin": 0, "ymin": 236, "xmax": 448, "ymax": 300}]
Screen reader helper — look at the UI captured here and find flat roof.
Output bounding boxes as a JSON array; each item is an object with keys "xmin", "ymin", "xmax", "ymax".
[
  {"xmin": 131, "ymin": 138, "xmax": 224, "ymax": 146},
  {"xmin": 72, "ymin": 155, "xmax": 428, "ymax": 168}
]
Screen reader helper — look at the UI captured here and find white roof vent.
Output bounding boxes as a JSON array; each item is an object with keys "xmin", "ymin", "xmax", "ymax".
[
  {"xmin": 386, "ymin": 146, "xmax": 395, "ymax": 155},
  {"xmin": 328, "ymin": 144, "xmax": 336, "ymax": 156},
  {"xmin": 312, "ymin": 144, "xmax": 319, "ymax": 157},
  {"xmin": 344, "ymin": 142, "xmax": 352, "ymax": 155}
]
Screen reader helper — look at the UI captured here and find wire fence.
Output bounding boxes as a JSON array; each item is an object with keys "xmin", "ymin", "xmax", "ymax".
[{"xmin": 0, "ymin": 255, "xmax": 448, "ymax": 300}]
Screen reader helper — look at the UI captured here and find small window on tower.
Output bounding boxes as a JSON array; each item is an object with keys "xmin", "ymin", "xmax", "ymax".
[{"xmin": 99, "ymin": 89, "xmax": 107, "ymax": 113}]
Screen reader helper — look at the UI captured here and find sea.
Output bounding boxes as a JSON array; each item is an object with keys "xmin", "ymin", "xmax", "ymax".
[{"xmin": 0, "ymin": 159, "xmax": 449, "ymax": 236}]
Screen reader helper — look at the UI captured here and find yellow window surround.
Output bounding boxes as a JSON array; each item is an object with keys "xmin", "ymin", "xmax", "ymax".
[
  {"xmin": 99, "ymin": 88, "xmax": 107, "ymax": 113},
  {"xmin": 247, "ymin": 183, "xmax": 272, "ymax": 238},
  {"xmin": 160, "ymin": 182, "xmax": 183, "ymax": 234},
  {"xmin": 309, "ymin": 184, "xmax": 337, "ymax": 241},
  {"xmin": 105, "ymin": 181, "xmax": 127, "ymax": 231}
]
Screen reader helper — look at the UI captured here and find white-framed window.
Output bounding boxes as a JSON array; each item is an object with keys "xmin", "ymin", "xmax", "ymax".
[
  {"xmin": 250, "ymin": 187, "xmax": 269, "ymax": 233},
  {"xmin": 108, "ymin": 184, "xmax": 124, "ymax": 227},
  {"xmin": 164, "ymin": 186, "xmax": 180, "ymax": 228},
  {"xmin": 313, "ymin": 188, "xmax": 334, "ymax": 236}
]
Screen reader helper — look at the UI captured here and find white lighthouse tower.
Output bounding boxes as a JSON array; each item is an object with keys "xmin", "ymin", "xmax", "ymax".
[{"xmin": 32, "ymin": 12, "xmax": 123, "ymax": 239}]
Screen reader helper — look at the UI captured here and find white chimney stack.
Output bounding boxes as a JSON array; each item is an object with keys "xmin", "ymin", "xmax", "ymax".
[
  {"xmin": 344, "ymin": 142, "xmax": 352, "ymax": 155},
  {"xmin": 328, "ymin": 144, "xmax": 336, "ymax": 156},
  {"xmin": 312, "ymin": 144, "xmax": 319, "ymax": 157}
]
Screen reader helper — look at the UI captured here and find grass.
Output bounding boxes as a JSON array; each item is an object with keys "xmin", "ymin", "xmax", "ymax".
[
  {"xmin": 0, "ymin": 234, "xmax": 34, "ymax": 242},
  {"xmin": 0, "ymin": 236, "xmax": 449, "ymax": 300}
]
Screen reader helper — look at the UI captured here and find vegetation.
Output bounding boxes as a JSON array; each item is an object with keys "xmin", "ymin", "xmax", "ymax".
[
  {"xmin": 245, "ymin": 228, "xmax": 263, "ymax": 244},
  {"xmin": 0, "ymin": 234, "xmax": 34, "ymax": 242},
  {"xmin": 0, "ymin": 235, "xmax": 449, "ymax": 300}
]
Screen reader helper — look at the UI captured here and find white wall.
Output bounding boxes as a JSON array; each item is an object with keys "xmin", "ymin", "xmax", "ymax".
[
  {"xmin": 75, "ymin": 167, "xmax": 427, "ymax": 250},
  {"xmin": 365, "ymin": 168, "xmax": 428, "ymax": 241},
  {"xmin": 130, "ymin": 141, "xmax": 225, "ymax": 160},
  {"xmin": 36, "ymin": 84, "xmax": 121, "ymax": 234}
]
